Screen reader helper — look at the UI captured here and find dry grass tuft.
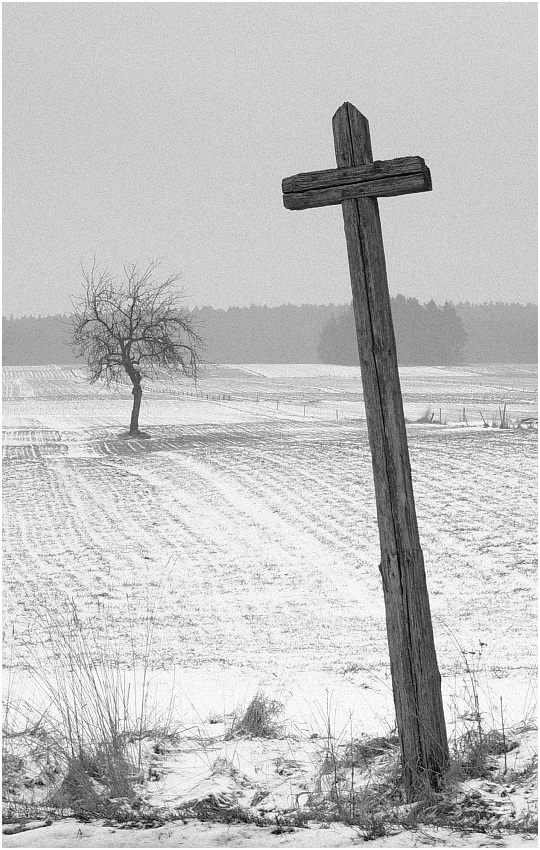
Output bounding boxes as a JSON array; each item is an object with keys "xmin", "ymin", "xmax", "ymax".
[
  {"xmin": 416, "ymin": 407, "xmax": 435, "ymax": 423},
  {"xmin": 226, "ymin": 692, "xmax": 283, "ymax": 740},
  {"xmin": 344, "ymin": 734, "xmax": 400, "ymax": 766},
  {"xmin": 3, "ymin": 588, "xmax": 179, "ymax": 821}
]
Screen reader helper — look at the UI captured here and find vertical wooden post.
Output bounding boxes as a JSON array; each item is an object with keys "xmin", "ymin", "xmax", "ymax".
[{"xmin": 332, "ymin": 103, "xmax": 449, "ymax": 798}]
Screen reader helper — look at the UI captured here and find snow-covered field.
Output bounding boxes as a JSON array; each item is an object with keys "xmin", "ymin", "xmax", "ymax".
[{"xmin": 2, "ymin": 363, "xmax": 537, "ymax": 847}]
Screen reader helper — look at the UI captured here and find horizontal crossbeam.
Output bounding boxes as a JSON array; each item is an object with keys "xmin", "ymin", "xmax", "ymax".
[{"xmin": 282, "ymin": 156, "xmax": 431, "ymax": 210}]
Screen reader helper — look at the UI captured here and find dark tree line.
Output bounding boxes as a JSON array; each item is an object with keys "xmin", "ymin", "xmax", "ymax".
[
  {"xmin": 3, "ymin": 299, "xmax": 537, "ymax": 366},
  {"xmin": 2, "ymin": 314, "xmax": 73, "ymax": 366},
  {"xmin": 453, "ymin": 301, "xmax": 537, "ymax": 363},
  {"xmin": 191, "ymin": 304, "xmax": 331, "ymax": 364},
  {"xmin": 317, "ymin": 297, "xmax": 468, "ymax": 366}
]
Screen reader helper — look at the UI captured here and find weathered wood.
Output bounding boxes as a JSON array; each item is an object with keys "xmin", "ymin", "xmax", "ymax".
[
  {"xmin": 282, "ymin": 156, "xmax": 431, "ymax": 209},
  {"xmin": 331, "ymin": 102, "xmax": 449, "ymax": 799},
  {"xmin": 283, "ymin": 173, "xmax": 431, "ymax": 209},
  {"xmin": 281, "ymin": 101, "xmax": 449, "ymax": 800},
  {"xmin": 283, "ymin": 156, "xmax": 428, "ymax": 193}
]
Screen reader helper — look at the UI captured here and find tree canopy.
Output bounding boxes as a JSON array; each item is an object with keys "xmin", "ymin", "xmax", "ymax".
[{"xmin": 70, "ymin": 260, "xmax": 203, "ymax": 435}]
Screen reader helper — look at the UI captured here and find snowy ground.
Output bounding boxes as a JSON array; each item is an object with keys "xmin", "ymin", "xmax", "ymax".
[{"xmin": 2, "ymin": 363, "xmax": 537, "ymax": 847}]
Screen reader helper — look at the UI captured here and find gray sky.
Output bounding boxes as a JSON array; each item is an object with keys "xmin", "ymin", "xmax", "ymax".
[{"xmin": 3, "ymin": 2, "xmax": 537, "ymax": 317}]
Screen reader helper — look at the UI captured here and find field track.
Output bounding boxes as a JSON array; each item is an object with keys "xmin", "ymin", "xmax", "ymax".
[{"xmin": 3, "ymin": 365, "xmax": 537, "ymax": 684}]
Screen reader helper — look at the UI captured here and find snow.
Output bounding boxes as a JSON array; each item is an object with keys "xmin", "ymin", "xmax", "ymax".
[
  {"xmin": 3, "ymin": 818, "xmax": 538, "ymax": 848},
  {"xmin": 2, "ymin": 364, "xmax": 537, "ymax": 847}
]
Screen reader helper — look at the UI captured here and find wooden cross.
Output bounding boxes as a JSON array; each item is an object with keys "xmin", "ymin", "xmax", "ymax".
[{"xmin": 282, "ymin": 103, "xmax": 449, "ymax": 799}]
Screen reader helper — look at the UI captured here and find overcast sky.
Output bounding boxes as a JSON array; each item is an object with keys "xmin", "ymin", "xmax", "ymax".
[{"xmin": 3, "ymin": 2, "xmax": 537, "ymax": 317}]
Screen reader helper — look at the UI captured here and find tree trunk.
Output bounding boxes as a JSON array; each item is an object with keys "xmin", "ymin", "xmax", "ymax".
[{"xmin": 129, "ymin": 377, "xmax": 142, "ymax": 435}]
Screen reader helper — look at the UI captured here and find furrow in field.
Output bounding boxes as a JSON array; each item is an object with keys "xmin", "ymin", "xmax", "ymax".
[
  {"xmin": 406, "ymin": 430, "xmax": 537, "ymax": 668},
  {"xmin": 3, "ymin": 365, "xmax": 537, "ymax": 680},
  {"xmin": 3, "ymin": 439, "xmax": 390, "ymax": 670},
  {"xmin": 203, "ymin": 439, "xmax": 381, "ymax": 578},
  {"xmin": 118, "ymin": 449, "xmax": 389, "ymax": 665}
]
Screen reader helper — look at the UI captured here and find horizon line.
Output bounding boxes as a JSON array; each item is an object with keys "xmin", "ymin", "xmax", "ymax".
[{"xmin": 3, "ymin": 297, "xmax": 538, "ymax": 320}]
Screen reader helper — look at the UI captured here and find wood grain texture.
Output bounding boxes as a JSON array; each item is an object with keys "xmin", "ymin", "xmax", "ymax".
[
  {"xmin": 331, "ymin": 102, "xmax": 449, "ymax": 799},
  {"xmin": 283, "ymin": 170, "xmax": 431, "ymax": 209},
  {"xmin": 282, "ymin": 156, "xmax": 430, "ymax": 194}
]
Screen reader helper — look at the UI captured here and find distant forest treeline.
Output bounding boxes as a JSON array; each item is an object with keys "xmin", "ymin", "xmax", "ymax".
[{"xmin": 2, "ymin": 299, "xmax": 537, "ymax": 366}]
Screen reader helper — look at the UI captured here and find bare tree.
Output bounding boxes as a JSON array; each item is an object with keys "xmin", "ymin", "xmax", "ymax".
[{"xmin": 71, "ymin": 260, "xmax": 203, "ymax": 436}]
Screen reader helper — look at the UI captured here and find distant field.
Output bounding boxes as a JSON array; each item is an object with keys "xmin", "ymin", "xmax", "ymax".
[
  {"xmin": 2, "ymin": 361, "xmax": 537, "ymax": 424},
  {"xmin": 3, "ymin": 363, "xmax": 537, "ymax": 704}
]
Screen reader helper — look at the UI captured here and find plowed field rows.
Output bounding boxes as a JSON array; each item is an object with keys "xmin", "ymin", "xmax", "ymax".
[{"xmin": 3, "ymin": 365, "xmax": 537, "ymax": 688}]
